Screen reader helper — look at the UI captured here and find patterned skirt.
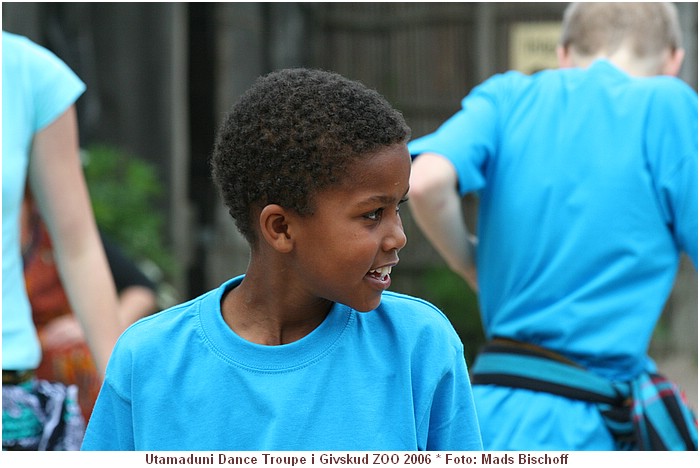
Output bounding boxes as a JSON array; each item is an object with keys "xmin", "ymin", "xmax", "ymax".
[{"xmin": 2, "ymin": 375, "xmax": 85, "ymax": 450}]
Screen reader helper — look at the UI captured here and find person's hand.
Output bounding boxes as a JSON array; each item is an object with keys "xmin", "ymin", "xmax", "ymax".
[
  {"xmin": 117, "ymin": 286, "xmax": 159, "ymax": 327},
  {"xmin": 38, "ymin": 314, "xmax": 86, "ymax": 350}
]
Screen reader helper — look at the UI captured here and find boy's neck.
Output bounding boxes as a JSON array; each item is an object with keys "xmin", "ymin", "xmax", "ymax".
[
  {"xmin": 572, "ymin": 47, "xmax": 676, "ymax": 77},
  {"xmin": 220, "ymin": 269, "xmax": 332, "ymax": 346}
]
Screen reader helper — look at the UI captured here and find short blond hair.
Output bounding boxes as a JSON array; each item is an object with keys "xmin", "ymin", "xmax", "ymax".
[{"xmin": 560, "ymin": 3, "xmax": 682, "ymax": 60}]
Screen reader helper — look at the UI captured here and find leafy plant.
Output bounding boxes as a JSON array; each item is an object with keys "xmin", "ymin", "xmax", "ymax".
[{"xmin": 82, "ymin": 144, "xmax": 178, "ymax": 282}]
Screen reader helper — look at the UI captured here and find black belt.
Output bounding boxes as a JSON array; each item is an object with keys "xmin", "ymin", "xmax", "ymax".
[{"xmin": 2, "ymin": 370, "xmax": 36, "ymax": 385}]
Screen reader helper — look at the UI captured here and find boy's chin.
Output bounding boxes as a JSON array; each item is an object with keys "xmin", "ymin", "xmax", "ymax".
[{"xmin": 347, "ymin": 297, "xmax": 382, "ymax": 313}]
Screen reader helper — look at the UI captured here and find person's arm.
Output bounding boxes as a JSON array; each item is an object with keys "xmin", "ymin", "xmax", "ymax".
[
  {"xmin": 37, "ymin": 285, "xmax": 157, "ymax": 350},
  {"xmin": 27, "ymin": 105, "xmax": 122, "ymax": 375},
  {"xmin": 409, "ymin": 153, "xmax": 478, "ymax": 291}
]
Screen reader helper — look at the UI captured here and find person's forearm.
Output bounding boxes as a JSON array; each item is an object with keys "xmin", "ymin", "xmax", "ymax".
[
  {"xmin": 28, "ymin": 106, "xmax": 122, "ymax": 375},
  {"xmin": 53, "ymin": 241, "xmax": 122, "ymax": 374},
  {"xmin": 409, "ymin": 154, "xmax": 478, "ymax": 290},
  {"xmin": 410, "ymin": 187, "xmax": 478, "ymax": 290}
]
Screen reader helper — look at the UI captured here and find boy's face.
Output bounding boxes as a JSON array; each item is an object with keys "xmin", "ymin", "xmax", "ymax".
[{"xmin": 289, "ymin": 143, "xmax": 410, "ymax": 312}]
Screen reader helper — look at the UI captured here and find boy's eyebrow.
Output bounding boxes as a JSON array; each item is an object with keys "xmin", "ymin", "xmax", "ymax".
[{"xmin": 357, "ymin": 189, "xmax": 410, "ymax": 206}]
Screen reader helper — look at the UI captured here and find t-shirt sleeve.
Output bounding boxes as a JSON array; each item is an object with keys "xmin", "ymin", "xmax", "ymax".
[
  {"xmin": 81, "ymin": 335, "xmax": 136, "ymax": 450},
  {"xmin": 81, "ymin": 377, "xmax": 135, "ymax": 450},
  {"xmin": 405, "ymin": 297, "xmax": 484, "ymax": 450},
  {"xmin": 644, "ymin": 81, "xmax": 698, "ymax": 266},
  {"xmin": 20, "ymin": 35, "xmax": 86, "ymax": 132},
  {"xmin": 407, "ymin": 75, "xmax": 506, "ymax": 196},
  {"xmin": 423, "ymin": 346, "xmax": 484, "ymax": 451}
]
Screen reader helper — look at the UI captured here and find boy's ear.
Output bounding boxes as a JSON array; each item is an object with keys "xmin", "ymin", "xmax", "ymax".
[
  {"xmin": 662, "ymin": 47, "xmax": 685, "ymax": 77},
  {"xmin": 556, "ymin": 45, "xmax": 574, "ymax": 68},
  {"xmin": 259, "ymin": 204, "xmax": 294, "ymax": 253}
]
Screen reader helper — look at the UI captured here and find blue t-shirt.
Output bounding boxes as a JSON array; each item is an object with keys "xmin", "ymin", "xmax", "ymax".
[
  {"xmin": 409, "ymin": 60, "xmax": 697, "ymax": 379},
  {"xmin": 2, "ymin": 31, "xmax": 86, "ymax": 370},
  {"xmin": 81, "ymin": 276, "xmax": 483, "ymax": 450},
  {"xmin": 408, "ymin": 61, "xmax": 698, "ymax": 449}
]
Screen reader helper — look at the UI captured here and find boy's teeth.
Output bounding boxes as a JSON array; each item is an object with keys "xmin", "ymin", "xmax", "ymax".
[{"xmin": 369, "ymin": 266, "xmax": 392, "ymax": 277}]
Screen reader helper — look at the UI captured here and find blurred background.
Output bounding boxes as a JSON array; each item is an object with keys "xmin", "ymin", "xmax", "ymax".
[{"xmin": 3, "ymin": 2, "xmax": 696, "ymax": 404}]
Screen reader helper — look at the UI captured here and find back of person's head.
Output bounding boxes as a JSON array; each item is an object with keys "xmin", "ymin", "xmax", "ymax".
[
  {"xmin": 211, "ymin": 68, "xmax": 410, "ymax": 246},
  {"xmin": 559, "ymin": 2, "xmax": 682, "ymax": 74}
]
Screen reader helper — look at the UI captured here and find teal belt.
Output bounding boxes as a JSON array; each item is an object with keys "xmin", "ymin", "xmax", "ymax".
[{"xmin": 471, "ymin": 338, "xmax": 697, "ymax": 451}]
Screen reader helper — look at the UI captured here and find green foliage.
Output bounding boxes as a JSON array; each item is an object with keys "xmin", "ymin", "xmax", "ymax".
[
  {"xmin": 419, "ymin": 266, "xmax": 485, "ymax": 365},
  {"xmin": 82, "ymin": 145, "xmax": 178, "ymax": 280}
]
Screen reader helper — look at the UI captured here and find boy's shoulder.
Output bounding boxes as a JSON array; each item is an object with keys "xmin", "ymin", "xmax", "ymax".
[
  {"xmin": 643, "ymin": 74, "xmax": 698, "ymax": 102},
  {"xmin": 117, "ymin": 287, "xmax": 218, "ymax": 347},
  {"xmin": 380, "ymin": 289, "xmax": 444, "ymax": 311},
  {"xmin": 465, "ymin": 67, "xmax": 560, "ymax": 106},
  {"xmin": 375, "ymin": 290, "xmax": 465, "ymax": 356},
  {"xmin": 378, "ymin": 290, "xmax": 456, "ymax": 329}
]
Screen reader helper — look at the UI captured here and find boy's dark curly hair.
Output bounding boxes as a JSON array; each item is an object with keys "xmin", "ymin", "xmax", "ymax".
[{"xmin": 211, "ymin": 68, "xmax": 411, "ymax": 245}]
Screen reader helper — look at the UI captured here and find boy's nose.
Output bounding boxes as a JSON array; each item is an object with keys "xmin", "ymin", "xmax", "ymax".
[{"xmin": 383, "ymin": 216, "xmax": 407, "ymax": 252}]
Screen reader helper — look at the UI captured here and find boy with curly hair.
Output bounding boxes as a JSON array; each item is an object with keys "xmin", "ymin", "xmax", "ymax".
[{"xmin": 81, "ymin": 68, "xmax": 483, "ymax": 451}]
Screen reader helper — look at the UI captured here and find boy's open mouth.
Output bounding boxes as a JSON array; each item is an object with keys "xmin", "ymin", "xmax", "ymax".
[{"xmin": 367, "ymin": 266, "xmax": 392, "ymax": 281}]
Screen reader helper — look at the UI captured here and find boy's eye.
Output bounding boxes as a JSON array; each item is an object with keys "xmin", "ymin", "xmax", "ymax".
[
  {"xmin": 365, "ymin": 198, "xmax": 407, "ymax": 221},
  {"xmin": 397, "ymin": 197, "xmax": 408, "ymax": 213},
  {"xmin": 365, "ymin": 208, "xmax": 383, "ymax": 221}
]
